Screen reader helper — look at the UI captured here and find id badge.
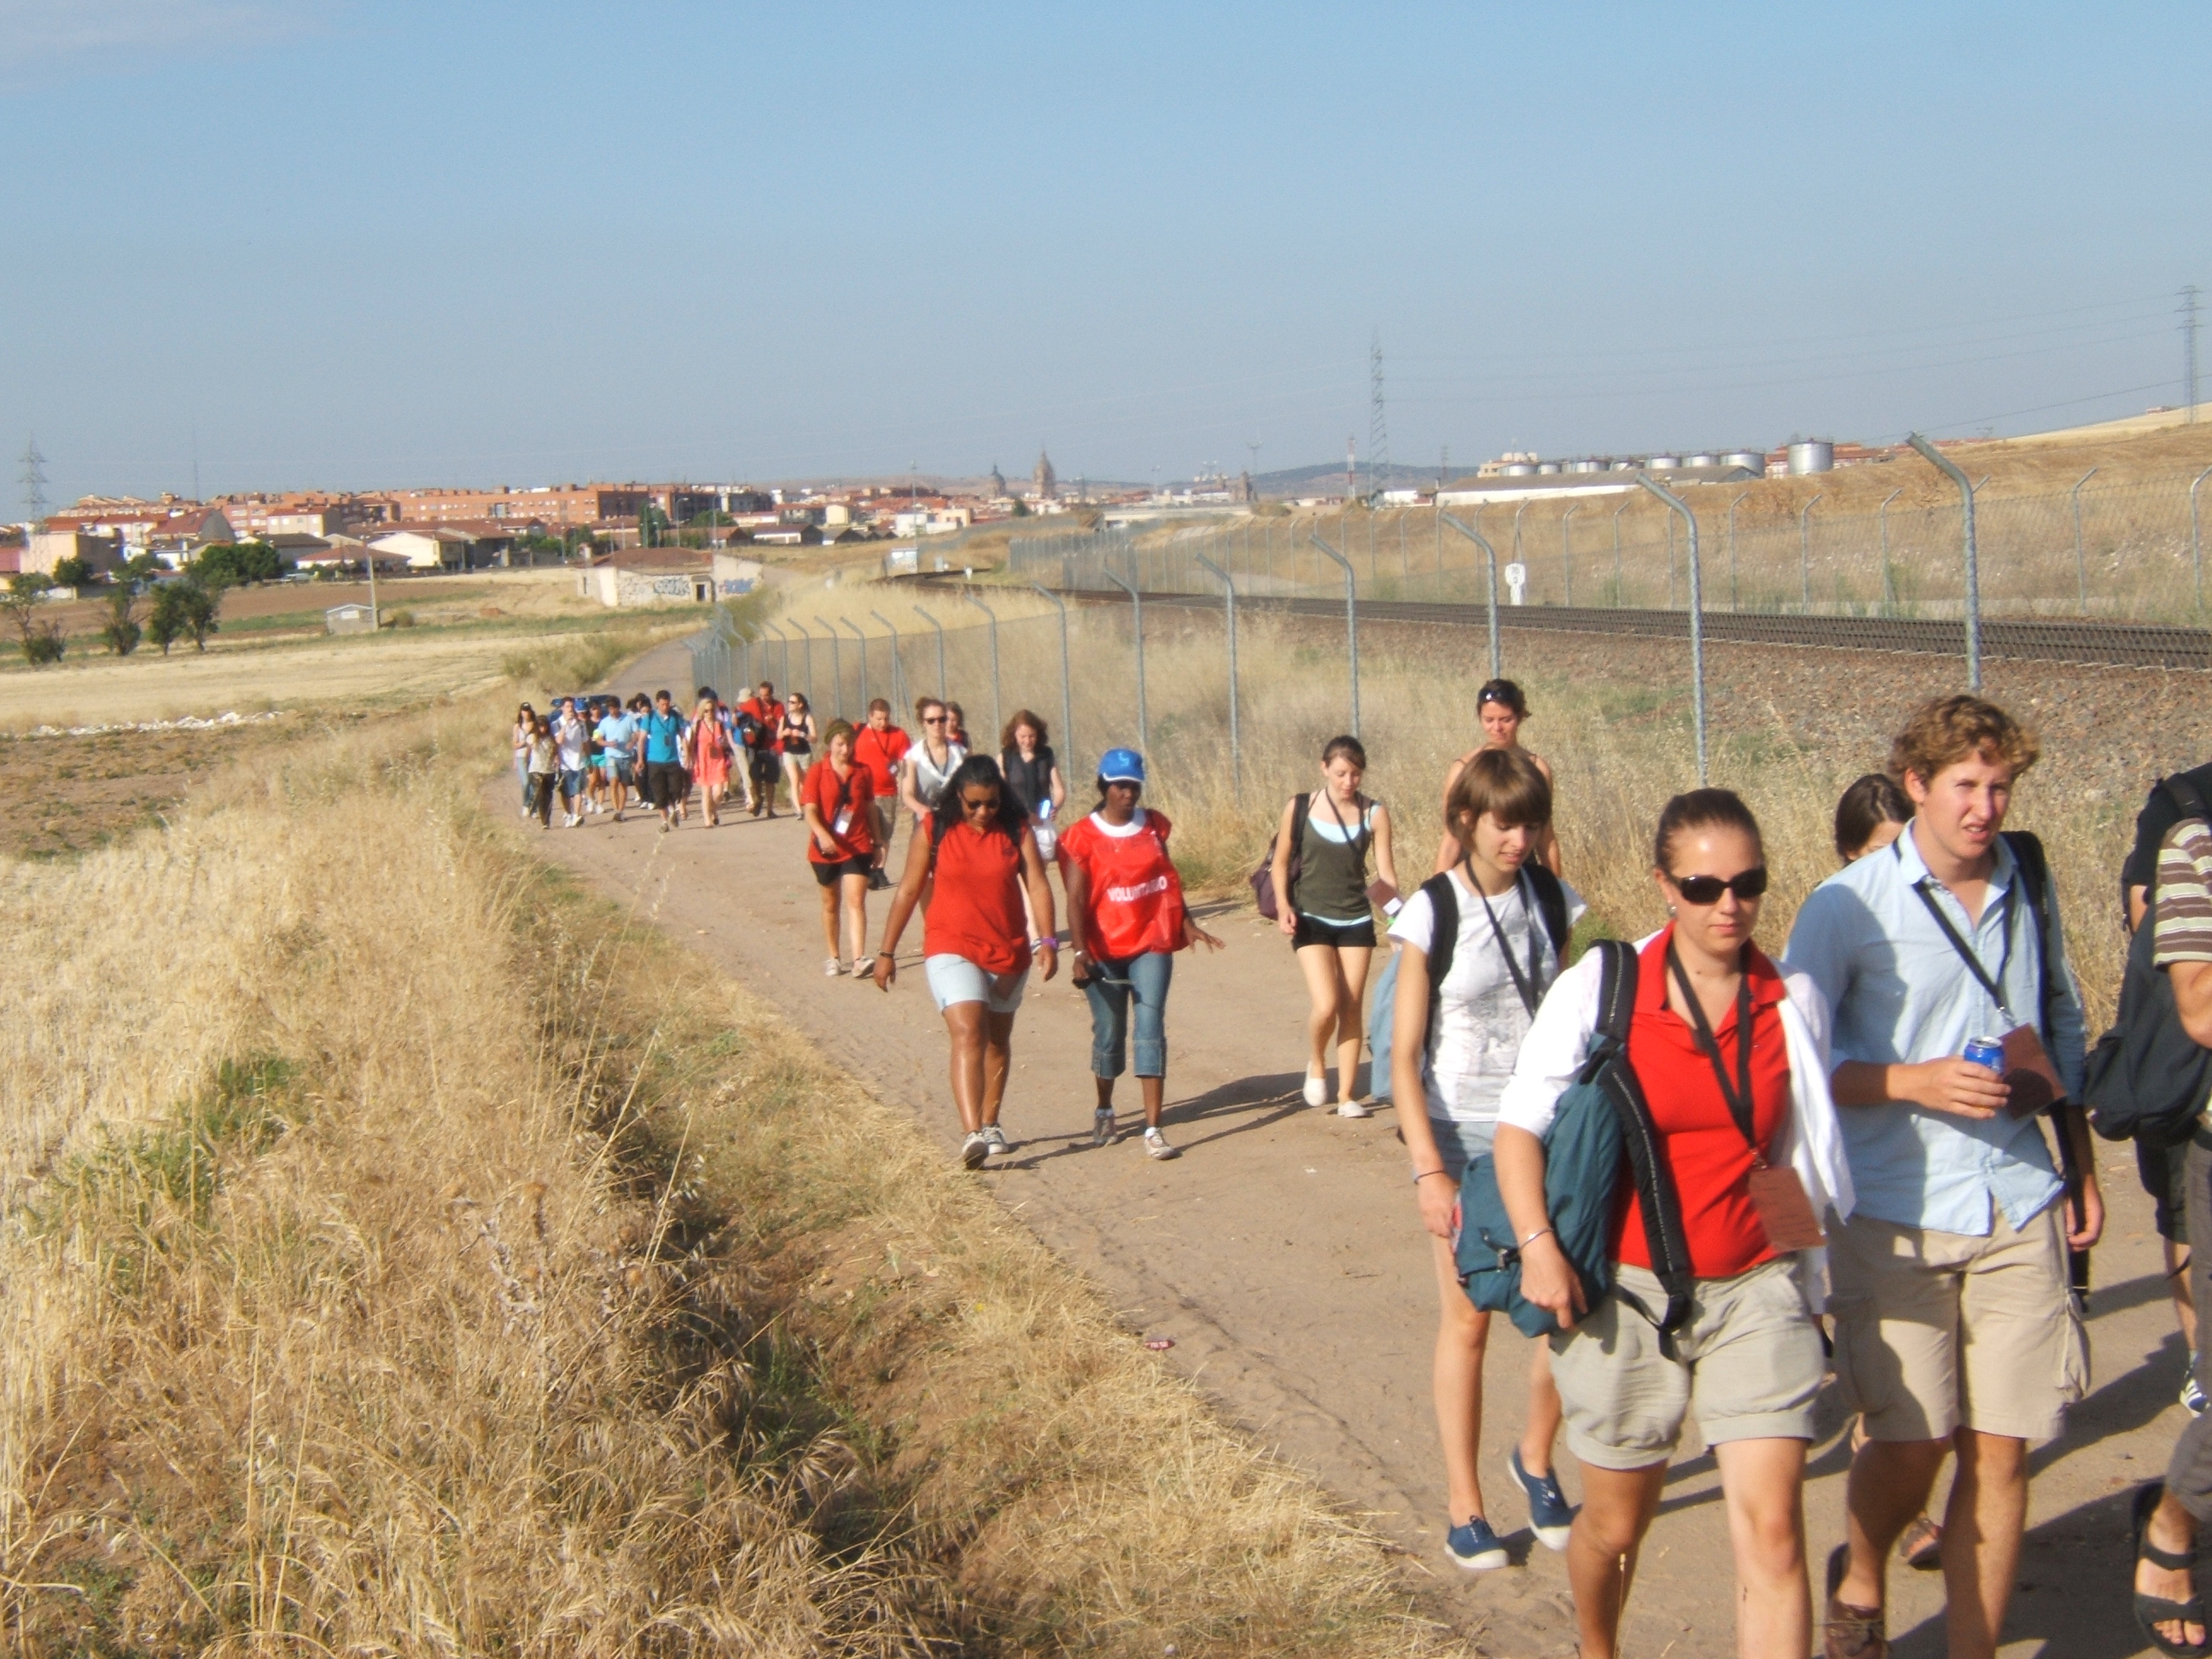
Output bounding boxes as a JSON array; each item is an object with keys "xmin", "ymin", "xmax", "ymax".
[
  {"xmin": 833, "ymin": 806, "xmax": 853, "ymax": 836},
  {"xmin": 1746, "ymin": 1165, "xmax": 1826, "ymax": 1251},
  {"xmin": 1999, "ymin": 1023, "xmax": 2064, "ymax": 1118}
]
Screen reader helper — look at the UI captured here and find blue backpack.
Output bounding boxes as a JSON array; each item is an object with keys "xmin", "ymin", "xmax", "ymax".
[{"xmin": 1453, "ymin": 940, "xmax": 1696, "ymax": 1342}]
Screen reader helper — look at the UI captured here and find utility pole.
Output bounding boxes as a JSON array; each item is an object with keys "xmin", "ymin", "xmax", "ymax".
[
  {"xmin": 1368, "ymin": 331, "xmax": 1389, "ymax": 504},
  {"xmin": 2186, "ymin": 285, "xmax": 2202, "ymax": 424},
  {"xmin": 20, "ymin": 435, "xmax": 49, "ymax": 533},
  {"xmin": 1345, "ymin": 434, "xmax": 1357, "ymax": 504}
]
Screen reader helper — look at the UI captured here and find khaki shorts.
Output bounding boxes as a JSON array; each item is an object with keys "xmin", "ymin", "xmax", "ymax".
[
  {"xmin": 1828, "ymin": 1201, "xmax": 2087, "ymax": 1445},
  {"xmin": 1549, "ymin": 1258, "xmax": 1825, "ymax": 1471}
]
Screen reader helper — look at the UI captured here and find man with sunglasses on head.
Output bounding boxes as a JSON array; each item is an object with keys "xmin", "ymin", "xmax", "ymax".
[{"xmin": 1784, "ymin": 695, "xmax": 2096, "ymax": 1659}]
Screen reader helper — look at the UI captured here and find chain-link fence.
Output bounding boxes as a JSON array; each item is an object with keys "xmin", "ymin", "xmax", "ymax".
[{"xmin": 1008, "ymin": 467, "xmax": 2212, "ymax": 626}]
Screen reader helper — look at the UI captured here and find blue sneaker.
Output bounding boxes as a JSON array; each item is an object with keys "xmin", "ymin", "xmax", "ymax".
[
  {"xmin": 1444, "ymin": 1514, "xmax": 1508, "ymax": 1571},
  {"xmin": 1510, "ymin": 1447, "xmax": 1575, "ymax": 1551},
  {"xmin": 2184, "ymin": 1352, "xmax": 2209, "ymax": 1417}
]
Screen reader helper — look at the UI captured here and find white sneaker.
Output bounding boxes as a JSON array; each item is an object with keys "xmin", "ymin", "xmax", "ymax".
[
  {"xmin": 1092, "ymin": 1107, "xmax": 1116, "ymax": 1146},
  {"xmin": 824, "ymin": 957, "xmax": 842, "ymax": 977},
  {"xmin": 1144, "ymin": 1126, "xmax": 1179, "ymax": 1160},
  {"xmin": 1301, "ymin": 1071, "xmax": 1328, "ymax": 1108},
  {"xmin": 1336, "ymin": 1097, "xmax": 1372, "ymax": 1119},
  {"xmin": 960, "ymin": 1131, "xmax": 989, "ymax": 1169}
]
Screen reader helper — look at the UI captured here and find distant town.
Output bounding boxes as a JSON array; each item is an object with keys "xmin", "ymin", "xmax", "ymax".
[{"xmin": 3, "ymin": 434, "xmax": 1913, "ymax": 600}]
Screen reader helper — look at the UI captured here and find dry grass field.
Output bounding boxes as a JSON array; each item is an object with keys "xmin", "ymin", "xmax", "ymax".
[{"xmin": 0, "ymin": 655, "xmax": 1461, "ymax": 1654}]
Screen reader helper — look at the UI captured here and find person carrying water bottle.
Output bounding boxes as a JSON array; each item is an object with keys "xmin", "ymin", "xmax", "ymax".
[{"xmin": 1390, "ymin": 748, "xmax": 1584, "ymax": 1572}]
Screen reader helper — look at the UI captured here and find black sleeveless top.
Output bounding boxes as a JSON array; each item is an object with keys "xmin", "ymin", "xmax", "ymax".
[{"xmin": 1002, "ymin": 745, "xmax": 1055, "ymax": 816}]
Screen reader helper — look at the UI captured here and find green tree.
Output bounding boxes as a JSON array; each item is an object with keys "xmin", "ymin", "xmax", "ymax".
[
  {"xmin": 1, "ymin": 573, "xmax": 67, "ymax": 666},
  {"xmin": 50, "ymin": 554, "xmax": 92, "ymax": 588},
  {"xmin": 176, "ymin": 578, "xmax": 221, "ymax": 650},
  {"xmin": 123, "ymin": 552, "xmax": 160, "ymax": 583},
  {"xmin": 147, "ymin": 582, "xmax": 190, "ymax": 655},
  {"xmin": 193, "ymin": 541, "xmax": 285, "ymax": 588},
  {"xmin": 102, "ymin": 582, "xmax": 142, "ymax": 656}
]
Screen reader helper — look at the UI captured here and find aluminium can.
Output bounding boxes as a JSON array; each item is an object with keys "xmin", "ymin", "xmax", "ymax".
[{"xmin": 1963, "ymin": 1035, "xmax": 2005, "ymax": 1072}]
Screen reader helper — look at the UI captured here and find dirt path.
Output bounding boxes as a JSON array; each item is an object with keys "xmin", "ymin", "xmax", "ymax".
[{"xmin": 509, "ymin": 637, "xmax": 2184, "ymax": 1656}]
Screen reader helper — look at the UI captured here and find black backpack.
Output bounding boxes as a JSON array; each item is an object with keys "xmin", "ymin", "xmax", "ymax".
[
  {"xmin": 2085, "ymin": 775, "xmax": 2212, "ymax": 1147},
  {"xmin": 1417, "ymin": 862, "xmax": 1571, "ymax": 1056}
]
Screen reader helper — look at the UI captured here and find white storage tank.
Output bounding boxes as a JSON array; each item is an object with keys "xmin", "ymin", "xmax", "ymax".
[
  {"xmin": 1686, "ymin": 452, "xmax": 1719, "ymax": 469},
  {"xmin": 1648, "ymin": 455, "xmax": 1681, "ymax": 471},
  {"xmin": 1536, "ymin": 462, "xmax": 1562, "ymax": 474},
  {"xmin": 1788, "ymin": 439, "xmax": 1835, "ymax": 475},
  {"xmin": 1568, "ymin": 458, "xmax": 1605, "ymax": 473},
  {"xmin": 1504, "ymin": 463, "xmax": 1538, "ymax": 476},
  {"xmin": 1721, "ymin": 450, "xmax": 1764, "ymax": 473}
]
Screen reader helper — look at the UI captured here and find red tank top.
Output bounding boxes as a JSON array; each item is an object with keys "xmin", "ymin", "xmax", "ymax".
[
  {"xmin": 1059, "ymin": 809, "xmax": 1185, "ymax": 959},
  {"xmin": 923, "ymin": 821, "xmax": 1030, "ymax": 973}
]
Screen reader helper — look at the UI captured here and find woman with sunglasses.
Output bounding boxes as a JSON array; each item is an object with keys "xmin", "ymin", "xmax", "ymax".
[
  {"xmin": 1059, "ymin": 748, "xmax": 1224, "ymax": 1161},
  {"xmin": 1435, "ymin": 679, "xmax": 1562, "ymax": 876},
  {"xmin": 1494, "ymin": 789, "xmax": 1852, "ymax": 1659},
  {"xmin": 777, "ymin": 692, "xmax": 818, "ymax": 809},
  {"xmin": 1270, "ymin": 735, "xmax": 1398, "ymax": 1114},
  {"xmin": 875, "ymin": 755, "xmax": 1058, "ymax": 1168},
  {"xmin": 899, "ymin": 696, "xmax": 968, "ymax": 847}
]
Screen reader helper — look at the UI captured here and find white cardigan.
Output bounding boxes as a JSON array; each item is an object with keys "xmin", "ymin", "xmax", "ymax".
[{"xmin": 1495, "ymin": 934, "xmax": 1856, "ymax": 1283}]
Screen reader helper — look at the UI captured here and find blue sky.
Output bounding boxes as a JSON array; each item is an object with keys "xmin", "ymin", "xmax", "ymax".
[{"xmin": 2, "ymin": 1, "xmax": 2205, "ymax": 506}]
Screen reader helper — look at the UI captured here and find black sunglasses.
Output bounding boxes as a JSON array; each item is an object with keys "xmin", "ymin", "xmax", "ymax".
[
  {"xmin": 959, "ymin": 793, "xmax": 1000, "ymax": 811},
  {"xmin": 1668, "ymin": 867, "xmax": 1769, "ymax": 905}
]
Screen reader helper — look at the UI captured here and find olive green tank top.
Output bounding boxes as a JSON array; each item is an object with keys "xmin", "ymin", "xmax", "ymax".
[{"xmin": 1295, "ymin": 795, "xmax": 1375, "ymax": 923}]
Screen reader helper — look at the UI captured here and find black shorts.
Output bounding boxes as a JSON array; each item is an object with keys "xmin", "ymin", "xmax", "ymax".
[
  {"xmin": 643, "ymin": 760, "xmax": 686, "ymax": 809},
  {"xmin": 749, "ymin": 749, "xmax": 780, "ymax": 783},
  {"xmin": 812, "ymin": 856, "xmax": 870, "ymax": 888},
  {"xmin": 2141, "ymin": 1136, "xmax": 2193, "ymax": 1245},
  {"xmin": 1291, "ymin": 914, "xmax": 1377, "ymax": 950}
]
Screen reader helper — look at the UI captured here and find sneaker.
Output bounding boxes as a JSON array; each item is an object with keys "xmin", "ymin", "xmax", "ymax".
[
  {"xmin": 1144, "ymin": 1126, "xmax": 1179, "ymax": 1160},
  {"xmin": 824, "ymin": 957, "xmax": 842, "ymax": 977},
  {"xmin": 2184, "ymin": 1353, "xmax": 2208, "ymax": 1417},
  {"xmin": 1301, "ymin": 1070, "xmax": 1328, "ymax": 1108},
  {"xmin": 613, "ymin": 810, "xmax": 624, "ymax": 823},
  {"xmin": 1092, "ymin": 1107, "xmax": 1116, "ymax": 1146},
  {"xmin": 1336, "ymin": 1097, "xmax": 1371, "ymax": 1118},
  {"xmin": 983, "ymin": 1125, "xmax": 1010, "ymax": 1158},
  {"xmin": 1509, "ymin": 1447, "xmax": 1575, "ymax": 1551},
  {"xmin": 960, "ymin": 1131, "xmax": 989, "ymax": 1169},
  {"xmin": 1443, "ymin": 1515, "xmax": 1508, "ymax": 1571}
]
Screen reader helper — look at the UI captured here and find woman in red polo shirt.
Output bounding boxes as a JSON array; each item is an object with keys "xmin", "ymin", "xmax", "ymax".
[
  {"xmin": 1491, "ymin": 789, "xmax": 1854, "ymax": 1659},
  {"xmin": 802, "ymin": 720, "xmax": 875, "ymax": 977},
  {"xmin": 1057, "ymin": 748, "xmax": 1223, "ymax": 1161},
  {"xmin": 872, "ymin": 754, "xmax": 1058, "ymax": 1169}
]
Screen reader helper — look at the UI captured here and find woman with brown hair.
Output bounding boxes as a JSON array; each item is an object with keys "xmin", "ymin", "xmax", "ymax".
[
  {"xmin": 1435, "ymin": 679, "xmax": 1562, "ymax": 876},
  {"xmin": 802, "ymin": 720, "xmax": 876, "ymax": 977}
]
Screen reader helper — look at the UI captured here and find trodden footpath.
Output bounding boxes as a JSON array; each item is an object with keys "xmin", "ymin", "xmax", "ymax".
[{"xmin": 502, "ymin": 637, "xmax": 2186, "ymax": 1656}]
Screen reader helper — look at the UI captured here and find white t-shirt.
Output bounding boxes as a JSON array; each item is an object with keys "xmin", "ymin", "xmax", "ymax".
[
  {"xmin": 1388, "ymin": 867, "xmax": 1587, "ymax": 1125},
  {"xmin": 555, "ymin": 715, "xmax": 588, "ymax": 771}
]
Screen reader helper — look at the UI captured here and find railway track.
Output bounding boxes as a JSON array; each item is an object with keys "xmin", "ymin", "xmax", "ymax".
[{"xmin": 1057, "ymin": 588, "xmax": 2212, "ymax": 672}]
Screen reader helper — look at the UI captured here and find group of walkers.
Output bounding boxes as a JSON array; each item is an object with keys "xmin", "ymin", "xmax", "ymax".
[{"xmin": 534, "ymin": 650, "xmax": 2212, "ymax": 1657}]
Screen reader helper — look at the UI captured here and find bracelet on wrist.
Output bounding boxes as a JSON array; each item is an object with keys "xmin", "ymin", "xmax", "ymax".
[
  {"xmin": 1412, "ymin": 1167, "xmax": 1447, "ymax": 1185},
  {"xmin": 1520, "ymin": 1226, "xmax": 1555, "ymax": 1249}
]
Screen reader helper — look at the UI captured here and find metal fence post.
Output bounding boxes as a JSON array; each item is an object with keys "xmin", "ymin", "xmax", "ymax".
[
  {"xmin": 1103, "ymin": 571, "xmax": 1147, "ymax": 754},
  {"xmin": 1308, "ymin": 531, "xmax": 1361, "ymax": 736},
  {"xmin": 1026, "ymin": 583, "xmax": 1074, "ymax": 777},
  {"xmin": 838, "ymin": 617, "xmax": 869, "ymax": 711},
  {"xmin": 1877, "ymin": 489, "xmax": 1902, "ymax": 616},
  {"xmin": 1438, "ymin": 510, "xmax": 1501, "ymax": 678},
  {"xmin": 1513, "ymin": 498, "xmax": 1530, "ymax": 579},
  {"xmin": 765, "ymin": 620, "xmax": 790, "ymax": 696},
  {"xmin": 790, "ymin": 617, "xmax": 818, "ymax": 707},
  {"xmin": 1637, "ymin": 476, "xmax": 1708, "ymax": 786},
  {"xmin": 1561, "ymin": 504, "xmax": 1580, "ymax": 606},
  {"xmin": 1797, "ymin": 492, "xmax": 1822, "ymax": 611},
  {"xmin": 911, "ymin": 604, "xmax": 946, "ymax": 700},
  {"xmin": 1727, "ymin": 492, "xmax": 1749, "ymax": 613},
  {"xmin": 1612, "ymin": 500, "xmax": 1629, "ymax": 600},
  {"xmin": 813, "ymin": 615, "xmax": 842, "ymax": 718},
  {"xmin": 2192, "ymin": 465, "xmax": 2212, "ymax": 614},
  {"xmin": 961, "ymin": 591, "xmax": 1001, "ymax": 741},
  {"xmin": 870, "ymin": 609, "xmax": 905, "ymax": 716},
  {"xmin": 2069, "ymin": 467, "xmax": 2099, "ymax": 612},
  {"xmin": 1195, "ymin": 553, "xmax": 1239, "ymax": 800},
  {"xmin": 1907, "ymin": 434, "xmax": 1982, "ymax": 690}
]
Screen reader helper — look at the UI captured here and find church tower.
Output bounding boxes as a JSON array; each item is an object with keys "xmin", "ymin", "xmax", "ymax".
[{"xmin": 1033, "ymin": 448, "xmax": 1057, "ymax": 502}]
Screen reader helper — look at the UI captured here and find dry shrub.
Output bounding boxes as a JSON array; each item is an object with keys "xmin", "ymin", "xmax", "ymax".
[{"xmin": 0, "ymin": 693, "xmax": 1459, "ymax": 1657}]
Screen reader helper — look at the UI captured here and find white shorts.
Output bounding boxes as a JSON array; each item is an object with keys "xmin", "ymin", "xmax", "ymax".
[{"xmin": 924, "ymin": 954, "xmax": 1028, "ymax": 1014}]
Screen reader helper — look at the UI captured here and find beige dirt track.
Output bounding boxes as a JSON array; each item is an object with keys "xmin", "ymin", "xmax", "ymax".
[{"xmin": 514, "ymin": 637, "xmax": 2184, "ymax": 1657}]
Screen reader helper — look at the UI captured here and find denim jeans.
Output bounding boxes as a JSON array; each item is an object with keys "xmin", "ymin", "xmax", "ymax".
[
  {"xmin": 515, "ymin": 752, "xmax": 532, "ymax": 807},
  {"xmin": 1081, "ymin": 951, "xmax": 1173, "ymax": 1079}
]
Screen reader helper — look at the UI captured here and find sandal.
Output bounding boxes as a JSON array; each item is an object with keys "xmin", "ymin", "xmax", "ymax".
[
  {"xmin": 1823, "ymin": 1542, "xmax": 1889, "ymax": 1659},
  {"xmin": 2135, "ymin": 1481, "xmax": 2212, "ymax": 1656},
  {"xmin": 1897, "ymin": 1513, "xmax": 1943, "ymax": 1572}
]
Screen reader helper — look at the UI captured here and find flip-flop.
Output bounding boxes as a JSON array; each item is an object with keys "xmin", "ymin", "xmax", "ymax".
[
  {"xmin": 2135, "ymin": 1482, "xmax": 2212, "ymax": 1657},
  {"xmin": 1822, "ymin": 1542, "xmax": 1889, "ymax": 1659},
  {"xmin": 1897, "ymin": 1513, "xmax": 1943, "ymax": 1572}
]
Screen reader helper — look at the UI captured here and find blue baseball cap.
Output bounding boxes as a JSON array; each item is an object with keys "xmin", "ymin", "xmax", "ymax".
[{"xmin": 1098, "ymin": 748, "xmax": 1146, "ymax": 784}]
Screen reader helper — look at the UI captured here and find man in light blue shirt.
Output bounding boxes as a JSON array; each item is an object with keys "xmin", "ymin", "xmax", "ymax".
[{"xmin": 1784, "ymin": 696, "xmax": 2101, "ymax": 1659}]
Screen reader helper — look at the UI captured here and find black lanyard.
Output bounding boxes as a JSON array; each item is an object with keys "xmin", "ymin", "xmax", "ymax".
[
  {"xmin": 1664, "ymin": 941, "xmax": 1761, "ymax": 1160},
  {"xmin": 1910, "ymin": 877, "xmax": 2017, "ymax": 1026},
  {"xmin": 1467, "ymin": 861, "xmax": 1545, "ymax": 1017}
]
